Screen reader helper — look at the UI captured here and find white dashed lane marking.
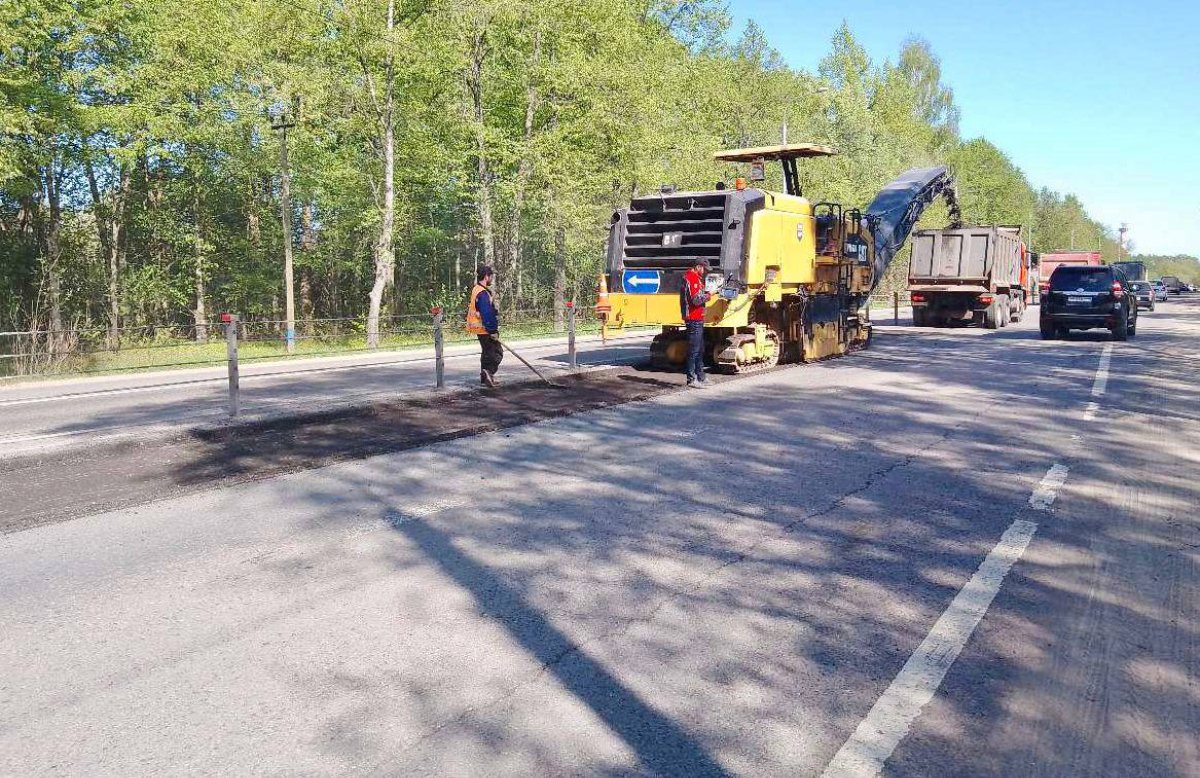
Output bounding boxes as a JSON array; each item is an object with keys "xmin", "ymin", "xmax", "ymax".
[
  {"xmin": 1029, "ymin": 464, "xmax": 1070, "ymax": 510},
  {"xmin": 1091, "ymin": 343, "xmax": 1113, "ymax": 397}
]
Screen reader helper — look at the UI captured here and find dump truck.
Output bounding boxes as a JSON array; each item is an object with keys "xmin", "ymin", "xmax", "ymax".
[
  {"xmin": 1038, "ymin": 251, "xmax": 1101, "ymax": 296},
  {"xmin": 1112, "ymin": 260, "xmax": 1147, "ymax": 281},
  {"xmin": 908, "ymin": 226, "xmax": 1028, "ymax": 328},
  {"xmin": 597, "ymin": 143, "xmax": 960, "ymax": 371}
]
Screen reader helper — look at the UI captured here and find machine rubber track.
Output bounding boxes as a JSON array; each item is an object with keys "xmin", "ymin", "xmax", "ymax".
[{"xmin": 713, "ymin": 331, "xmax": 781, "ymax": 374}]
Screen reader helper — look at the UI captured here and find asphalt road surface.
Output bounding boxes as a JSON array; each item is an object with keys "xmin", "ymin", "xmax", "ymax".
[
  {"xmin": 1, "ymin": 298, "xmax": 1197, "ymax": 776},
  {"xmin": 0, "ymin": 330, "xmax": 654, "ymax": 456}
]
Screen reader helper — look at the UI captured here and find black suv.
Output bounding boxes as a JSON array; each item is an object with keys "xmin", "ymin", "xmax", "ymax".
[{"xmin": 1040, "ymin": 265, "xmax": 1137, "ymax": 341}]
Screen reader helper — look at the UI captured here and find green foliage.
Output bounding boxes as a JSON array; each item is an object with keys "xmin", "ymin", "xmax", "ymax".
[
  {"xmin": 1133, "ymin": 254, "xmax": 1200, "ymax": 284},
  {"xmin": 0, "ymin": 4, "xmax": 1134, "ymax": 345}
]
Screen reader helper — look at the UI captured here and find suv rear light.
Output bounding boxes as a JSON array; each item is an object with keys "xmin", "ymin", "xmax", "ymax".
[
  {"xmin": 910, "ymin": 292, "xmax": 925, "ymax": 303},
  {"xmin": 1111, "ymin": 281, "xmax": 1124, "ymax": 298},
  {"xmin": 978, "ymin": 294, "xmax": 994, "ymax": 304}
]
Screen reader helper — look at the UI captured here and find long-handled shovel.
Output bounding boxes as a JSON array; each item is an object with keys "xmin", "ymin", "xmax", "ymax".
[{"xmin": 494, "ymin": 336, "xmax": 561, "ymax": 387}]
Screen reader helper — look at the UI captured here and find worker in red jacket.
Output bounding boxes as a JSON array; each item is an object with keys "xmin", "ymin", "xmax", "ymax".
[{"xmin": 680, "ymin": 260, "xmax": 712, "ymax": 387}]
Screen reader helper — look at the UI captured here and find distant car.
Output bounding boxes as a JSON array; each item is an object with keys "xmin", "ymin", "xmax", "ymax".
[
  {"xmin": 1153, "ymin": 280, "xmax": 1168, "ymax": 298},
  {"xmin": 1128, "ymin": 281, "xmax": 1155, "ymax": 311},
  {"xmin": 1041, "ymin": 265, "xmax": 1137, "ymax": 341}
]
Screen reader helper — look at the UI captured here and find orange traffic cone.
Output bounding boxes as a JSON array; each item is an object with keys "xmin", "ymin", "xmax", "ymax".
[
  {"xmin": 594, "ymin": 273, "xmax": 612, "ymax": 343},
  {"xmin": 595, "ymin": 273, "xmax": 611, "ymax": 313}
]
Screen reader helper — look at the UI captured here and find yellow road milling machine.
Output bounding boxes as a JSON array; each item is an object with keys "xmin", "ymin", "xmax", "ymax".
[{"xmin": 598, "ymin": 144, "xmax": 961, "ymax": 371}]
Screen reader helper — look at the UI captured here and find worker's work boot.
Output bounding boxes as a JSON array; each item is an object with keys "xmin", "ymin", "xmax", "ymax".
[{"xmin": 481, "ymin": 370, "xmax": 497, "ymax": 388}]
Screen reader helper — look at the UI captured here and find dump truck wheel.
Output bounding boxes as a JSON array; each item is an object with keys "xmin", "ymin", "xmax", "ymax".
[{"xmin": 984, "ymin": 302, "xmax": 1001, "ymax": 330}]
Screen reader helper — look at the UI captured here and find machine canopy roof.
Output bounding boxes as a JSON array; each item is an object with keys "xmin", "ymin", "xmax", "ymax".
[{"xmin": 713, "ymin": 143, "xmax": 838, "ymax": 162}]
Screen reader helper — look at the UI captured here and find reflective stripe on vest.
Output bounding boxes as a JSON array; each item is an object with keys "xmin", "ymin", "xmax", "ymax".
[{"xmin": 466, "ymin": 284, "xmax": 489, "ymax": 334}]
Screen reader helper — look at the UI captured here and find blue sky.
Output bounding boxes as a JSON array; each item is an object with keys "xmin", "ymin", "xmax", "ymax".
[{"xmin": 730, "ymin": 0, "xmax": 1200, "ymax": 256}]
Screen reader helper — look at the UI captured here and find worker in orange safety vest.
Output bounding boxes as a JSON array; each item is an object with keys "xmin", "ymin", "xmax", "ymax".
[{"xmin": 466, "ymin": 265, "xmax": 502, "ymax": 387}]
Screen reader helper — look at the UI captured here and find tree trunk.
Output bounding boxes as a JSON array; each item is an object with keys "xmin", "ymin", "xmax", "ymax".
[
  {"xmin": 553, "ymin": 224, "xmax": 567, "ymax": 331},
  {"xmin": 192, "ymin": 179, "xmax": 208, "ymax": 342},
  {"xmin": 39, "ymin": 162, "xmax": 66, "ymax": 358},
  {"xmin": 467, "ymin": 26, "xmax": 497, "ymax": 297},
  {"xmin": 277, "ymin": 122, "xmax": 296, "ymax": 352},
  {"xmin": 85, "ymin": 157, "xmax": 130, "ymax": 347},
  {"xmin": 366, "ymin": 0, "xmax": 396, "ymax": 349},
  {"xmin": 247, "ymin": 176, "xmax": 261, "ymax": 246},
  {"xmin": 509, "ymin": 29, "xmax": 541, "ymax": 313},
  {"xmin": 112, "ymin": 167, "xmax": 130, "ymax": 342},
  {"xmin": 300, "ymin": 202, "xmax": 316, "ymax": 323},
  {"xmin": 144, "ymin": 152, "xmax": 168, "ymax": 326}
]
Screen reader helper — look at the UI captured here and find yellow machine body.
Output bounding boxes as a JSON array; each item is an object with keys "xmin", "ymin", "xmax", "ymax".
[
  {"xmin": 600, "ymin": 144, "xmax": 878, "ymax": 371},
  {"xmin": 599, "ymin": 145, "xmax": 958, "ymax": 371},
  {"xmin": 605, "ymin": 192, "xmax": 831, "ymax": 333}
]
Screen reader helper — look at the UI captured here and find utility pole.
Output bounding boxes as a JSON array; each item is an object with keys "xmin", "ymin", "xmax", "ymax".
[{"xmin": 272, "ymin": 112, "xmax": 298, "ymax": 353}]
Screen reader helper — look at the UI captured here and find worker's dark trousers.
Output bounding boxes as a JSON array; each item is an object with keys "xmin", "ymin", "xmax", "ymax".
[
  {"xmin": 685, "ymin": 320, "xmax": 705, "ymax": 383},
  {"xmin": 478, "ymin": 334, "xmax": 503, "ymax": 375}
]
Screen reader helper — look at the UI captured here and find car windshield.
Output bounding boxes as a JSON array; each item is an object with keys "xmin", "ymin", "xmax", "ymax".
[
  {"xmin": 1051, "ymin": 267, "xmax": 1112, "ymax": 291},
  {"xmin": 1129, "ymin": 282, "xmax": 1147, "ymax": 290}
]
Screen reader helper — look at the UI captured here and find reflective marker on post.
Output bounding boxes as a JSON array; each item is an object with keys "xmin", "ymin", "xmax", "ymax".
[
  {"xmin": 566, "ymin": 301, "xmax": 577, "ymax": 371},
  {"xmin": 221, "ymin": 312, "xmax": 239, "ymax": 418},
  {"xmin": 431, "ymin": 306, "xmax": 445, "ymax": 389}
]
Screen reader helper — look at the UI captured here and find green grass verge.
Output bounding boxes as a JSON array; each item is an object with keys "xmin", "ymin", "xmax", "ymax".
[{"xmin": 2, "ymin": 318, "xmax": 652, "ymax": 382}]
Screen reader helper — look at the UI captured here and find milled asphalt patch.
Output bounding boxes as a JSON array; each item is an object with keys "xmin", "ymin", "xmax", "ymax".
[{"xmin": 0, "ymin": 364, "xmax": 719, "ymax": 535}]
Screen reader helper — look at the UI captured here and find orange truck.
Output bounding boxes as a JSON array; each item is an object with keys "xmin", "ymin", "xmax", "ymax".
[{"xmin": 1037, "ymin": 251, "xmax": 1101, "ymax": 297}]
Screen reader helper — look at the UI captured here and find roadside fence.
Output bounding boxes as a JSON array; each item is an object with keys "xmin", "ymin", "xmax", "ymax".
[
  {"xmin": 863, "ymin": 290, "xmax": 909, "ymax": 325},
  {"xmin": 2, "ymin": 305, "xmax": 630, "ymax": 417}
]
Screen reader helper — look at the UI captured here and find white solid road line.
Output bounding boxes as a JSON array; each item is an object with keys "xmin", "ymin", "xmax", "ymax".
[
  {"xmin": 822, "ymin": 462, "xmax": 1069, "ymax": 778},
  {"xmin": 1091, "ymin": 343, "xmax": 1113, "ymax": 397}
]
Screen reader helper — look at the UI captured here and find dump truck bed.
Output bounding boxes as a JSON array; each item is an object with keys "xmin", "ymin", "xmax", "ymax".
[{"xmin": 909, "ymin": 226, "xmax": 1022, "ymax": 290}]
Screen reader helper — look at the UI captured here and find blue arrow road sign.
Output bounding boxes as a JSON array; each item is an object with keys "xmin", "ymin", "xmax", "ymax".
[{"xmin": 622, "ymin": 269, "xmax": 661, "ymax": 294}]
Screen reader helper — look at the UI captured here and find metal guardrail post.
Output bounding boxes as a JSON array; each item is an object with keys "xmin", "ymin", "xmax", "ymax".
[
  {"xmin": 894, "ymin": 291, "xmax": 900, "ymax": 325},
  {"xmin": 221, "ymin": 313, "xmax": 240, "ymax": 418},
  {"xmin": 566, "ymin": 301, "xmax": 577, "ymax": 371},
  {"xmin": 431, "ymin": 307, "xmax": 445, "ymax": 389}
]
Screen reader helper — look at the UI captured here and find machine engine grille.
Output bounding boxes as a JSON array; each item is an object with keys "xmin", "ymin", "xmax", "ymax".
[{"xmin": 622, "ymin": 192, "xmax": 728, "ymax": 269}]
